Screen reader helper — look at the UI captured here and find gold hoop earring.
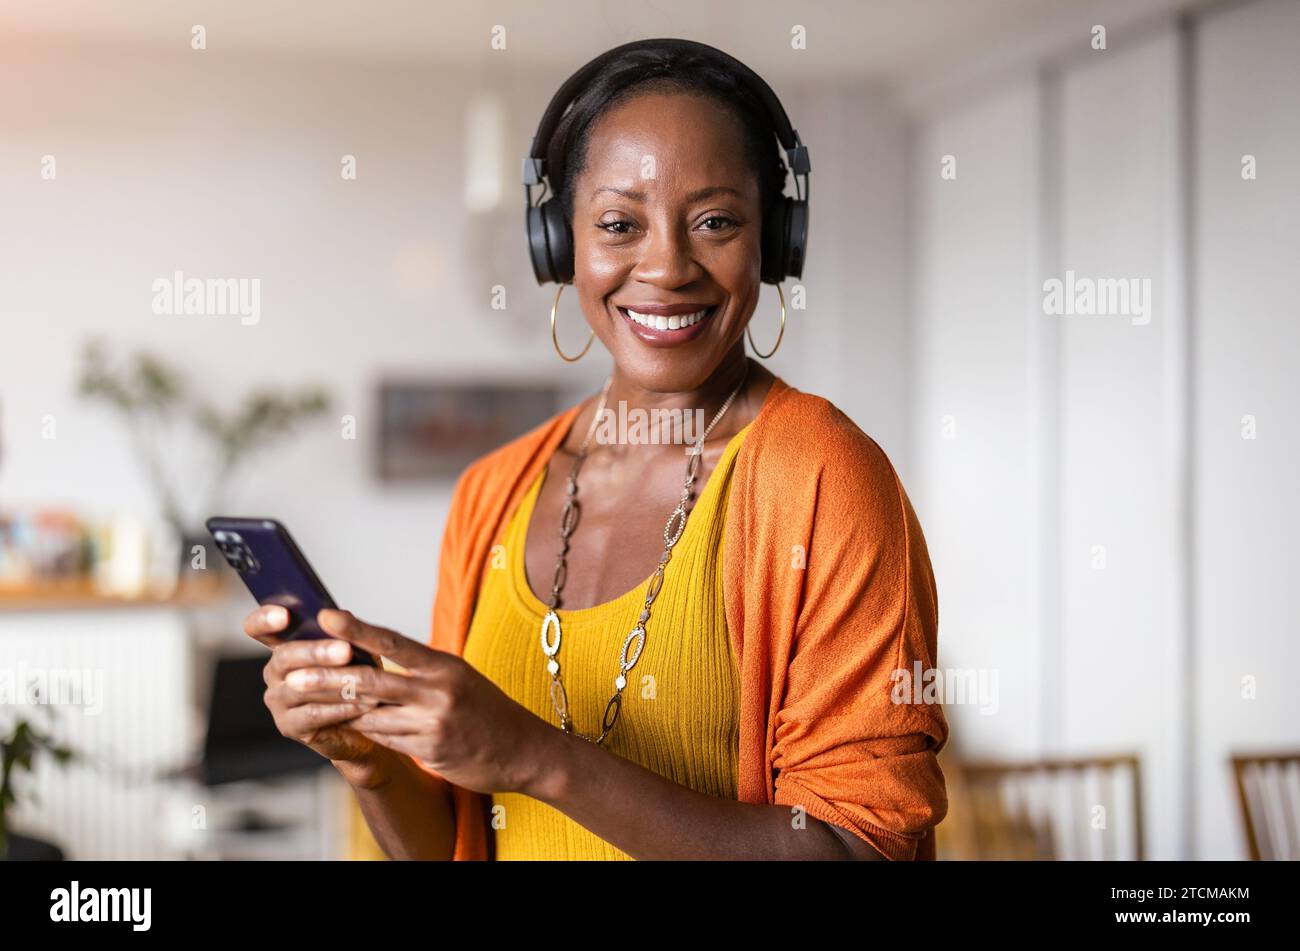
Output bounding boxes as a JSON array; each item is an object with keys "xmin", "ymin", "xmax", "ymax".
[
  {"xmin": 550, "ymin": 282, "xmax": 595, "ymax": 362},
  {"xmin": 746, "ymin": 283, "xmax": 786, "ymax": 359}
]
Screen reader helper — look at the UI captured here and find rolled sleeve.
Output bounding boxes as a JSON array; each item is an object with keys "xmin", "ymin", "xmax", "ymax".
[{"xmin": 770, "ymin": 428, "xmax": 949, "ymax": 860}]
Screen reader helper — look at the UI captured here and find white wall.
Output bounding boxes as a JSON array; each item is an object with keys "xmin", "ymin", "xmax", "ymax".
[
  {"xmin": 1193, "ymin": 0, "xmax": 1300, "ymax": 860},
  {"xmin": 910, "ymin": 80, "xmax": 1043, "ymax": 761},
  {"xmin": 908, "ymin": 0, "xmax": 1300, "ymax": 858},
  {"xmin": 780, "ymin": 84, "xmax": 911, "ymax": 469},
  {"xmin": 1056, "ymin": 29, "xmax": 1186, "ymax": 860}
]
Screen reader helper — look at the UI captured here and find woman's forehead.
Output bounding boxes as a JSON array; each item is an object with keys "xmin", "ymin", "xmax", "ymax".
[{"xmin": 576, "ymin": 93, "xmax": 756, "ymax": 200}]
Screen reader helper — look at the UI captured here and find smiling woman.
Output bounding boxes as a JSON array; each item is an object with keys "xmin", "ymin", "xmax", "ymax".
[
  {"xmin": 245, "ymin": 37, "xmax": 948, "ymax": 862},
  {"xmin": 526, "ymin": 37, "xmax": 807, "ymax": 385}
]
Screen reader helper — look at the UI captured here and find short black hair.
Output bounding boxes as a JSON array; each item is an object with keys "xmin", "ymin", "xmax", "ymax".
[{"xmin": 546, "ymin": 43, "xmax": 789, "ymax": 229}]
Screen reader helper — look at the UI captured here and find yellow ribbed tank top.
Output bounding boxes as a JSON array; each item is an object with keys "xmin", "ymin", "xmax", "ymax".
[{"xmin": 461, "ymin": 422, "xmax": 752, "ymax": 860}]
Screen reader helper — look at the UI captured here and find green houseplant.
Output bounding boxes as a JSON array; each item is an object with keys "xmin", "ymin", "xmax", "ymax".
[
  {"xmin": 0, "ymin": 715, "xmax": 75, "ymax": 860},
  {"xmin": 76, "ymin": 339, "xmax": 333, "ymax": 551}
]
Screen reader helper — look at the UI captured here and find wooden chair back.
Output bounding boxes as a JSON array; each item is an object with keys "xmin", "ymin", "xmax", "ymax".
[
  {"xmin": 939, "ymin": 752, "xmax": 1144, "ymax": 860},
  {"xmin": 1231, "ymin": 752, "xmax": 1300, "ymax": 860}
]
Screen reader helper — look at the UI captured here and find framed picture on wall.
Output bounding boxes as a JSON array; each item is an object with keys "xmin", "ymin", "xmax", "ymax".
[{"xmin": 375, "ymin": 380, "xmax": 570, "ymax": 481}]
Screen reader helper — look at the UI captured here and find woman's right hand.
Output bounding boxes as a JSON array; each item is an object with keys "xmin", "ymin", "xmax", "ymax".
[{"xmin": 243, "ymin": 604, "xmax": 384, "ymax": 766}]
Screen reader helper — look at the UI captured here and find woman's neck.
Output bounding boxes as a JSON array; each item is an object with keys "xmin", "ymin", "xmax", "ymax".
[
  {"xmin": 562, "ymin": 347, "xmax": 772, "ymax": 459},
  {"xmin": 604, "ymin": 349, "xmax": 751, "ymax": 434}
]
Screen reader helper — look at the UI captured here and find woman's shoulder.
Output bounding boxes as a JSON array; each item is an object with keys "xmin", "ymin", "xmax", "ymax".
[
  {"xmin": 742, "ymin": 382, "xmax": 931, "ymax": 582},
  {"xmin": 749, "ymin": 382, "xmax": 903, "ymax": 500}
]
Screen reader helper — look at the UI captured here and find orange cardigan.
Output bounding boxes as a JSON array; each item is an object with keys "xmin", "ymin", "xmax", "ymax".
[{"xmin": 414, "ymin": 374, "xmax": 950, "ymax": 860}]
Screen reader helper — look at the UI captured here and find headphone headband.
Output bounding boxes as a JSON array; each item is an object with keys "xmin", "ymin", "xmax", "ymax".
[{"xmin": 523, "ymin": 38, "xmax": 810, "ymax": 183}]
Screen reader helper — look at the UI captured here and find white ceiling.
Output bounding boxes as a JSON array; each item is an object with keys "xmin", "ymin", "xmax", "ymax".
[
  {"xmin": 0, "ymin": 0, "xmax": 1200, "ymax": 100},
  {"xmin": 0, "ymin": 0, "xmax": 1077, "ymax": 79}
]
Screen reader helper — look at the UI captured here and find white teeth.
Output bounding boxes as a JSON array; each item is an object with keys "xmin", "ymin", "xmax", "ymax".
[{"xmin": 624, "ymin": 308, "xmax": 709, "ymax": 330}]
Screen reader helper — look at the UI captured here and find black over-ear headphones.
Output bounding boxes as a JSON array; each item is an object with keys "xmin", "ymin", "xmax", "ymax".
[{"xmin": 522, "ymin": 37, "xmax": 811, "ymax": 286}]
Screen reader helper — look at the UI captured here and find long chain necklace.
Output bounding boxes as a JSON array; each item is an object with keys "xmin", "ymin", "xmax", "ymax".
[{"xmin": 538, "ymin": 363, "xmax": 749, "ymax": 745}]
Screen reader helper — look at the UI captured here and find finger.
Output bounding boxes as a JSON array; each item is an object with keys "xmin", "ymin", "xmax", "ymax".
[
  {"xmin": 353, "ymin": 729, "xmax": 427, "ymax": 760},
  {"xmin": 266, "ymin": 638, "xmax": 357, "ymax": 682},
  {"xmin": 317, "ymin": 609, "xmax": 443, "ymax": 672},
  {"xmin": 244, "ymin": 604, "xmax": 291, "ymax": 648},
  {"xmin": 282, "ymin": 701, "xmax": 381, "ymax": 734},
  {"xmin": 346, "ymin": 706, "xmax": 433, "ymax": 734},
  {"xmin": 281, "ymin": 664, "xmax": 416, "ymax": 703},
  {"xmin": 269, "ymin": 678, "xmax": 384, "ymax": 709}
]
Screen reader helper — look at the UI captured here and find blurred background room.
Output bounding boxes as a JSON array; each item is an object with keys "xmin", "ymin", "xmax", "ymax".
[{"xmin": 0, "ymin": 0, "xmax": 1296, "ymax": 860}]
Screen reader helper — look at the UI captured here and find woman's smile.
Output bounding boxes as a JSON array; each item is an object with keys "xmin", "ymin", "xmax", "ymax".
[{"xmin": 612, "ymin": 301, "xmax": 721, "ymax": 347}]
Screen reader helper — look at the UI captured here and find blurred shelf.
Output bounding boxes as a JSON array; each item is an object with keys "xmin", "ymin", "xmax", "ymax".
[{"xmin": 0, "ymin": 574, "xmax": 232, "ymax": 612}]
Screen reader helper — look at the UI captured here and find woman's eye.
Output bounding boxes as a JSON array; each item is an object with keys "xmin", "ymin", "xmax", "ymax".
[
  {"xmin": 596, "ymin": 217, "xmax": 736, "ymax": 235},
  {"xmin": 699, "ymin": 216, "xmax": 737, "ymax": 232}
]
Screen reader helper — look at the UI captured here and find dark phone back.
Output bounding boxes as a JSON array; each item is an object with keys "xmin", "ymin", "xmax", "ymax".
[{"xmin": 205, "ymin": 517, "xmax": 376, "ymax": 667}]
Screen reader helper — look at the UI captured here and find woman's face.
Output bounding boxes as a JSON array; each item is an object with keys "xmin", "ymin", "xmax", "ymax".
[{"xmin": 569, "ymin": 90, "xmax": 764, "ymax": 393}]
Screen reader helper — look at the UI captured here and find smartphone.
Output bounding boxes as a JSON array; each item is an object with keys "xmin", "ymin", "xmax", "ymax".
[{"xmin": 205, "ymin": 516, "xmax": 377, "ymax": 667}]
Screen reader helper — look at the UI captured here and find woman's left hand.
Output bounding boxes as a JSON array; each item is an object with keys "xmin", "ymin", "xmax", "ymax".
[{"xmin": 306, "ymin": 607, "xmax": 559, "ymax": 796}]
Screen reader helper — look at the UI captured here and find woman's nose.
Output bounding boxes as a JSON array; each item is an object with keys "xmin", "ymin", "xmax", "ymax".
[{"xmin": 632, "ymin": 224, "xmax": 701, "ymax": 287}]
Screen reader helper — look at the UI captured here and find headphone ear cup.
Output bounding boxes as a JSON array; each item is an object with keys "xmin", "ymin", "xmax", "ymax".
[
  {"xmin": 526, "ymin": 203, "xmax": 556, "ymax": 284},
  {"xmin": 542, "ymin": 199, "xmax": 573, "ymax": 284},
  {"xmin": 785, "ymin": 198, "xmax": 808, "ymax": 280},
  {"xmin": 526, "ymin": 199, "xmax": 574, "ymax": 284},
  {"xmin": 761, "ymin": 197, "xmax": 792, "ymax": 284}
]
